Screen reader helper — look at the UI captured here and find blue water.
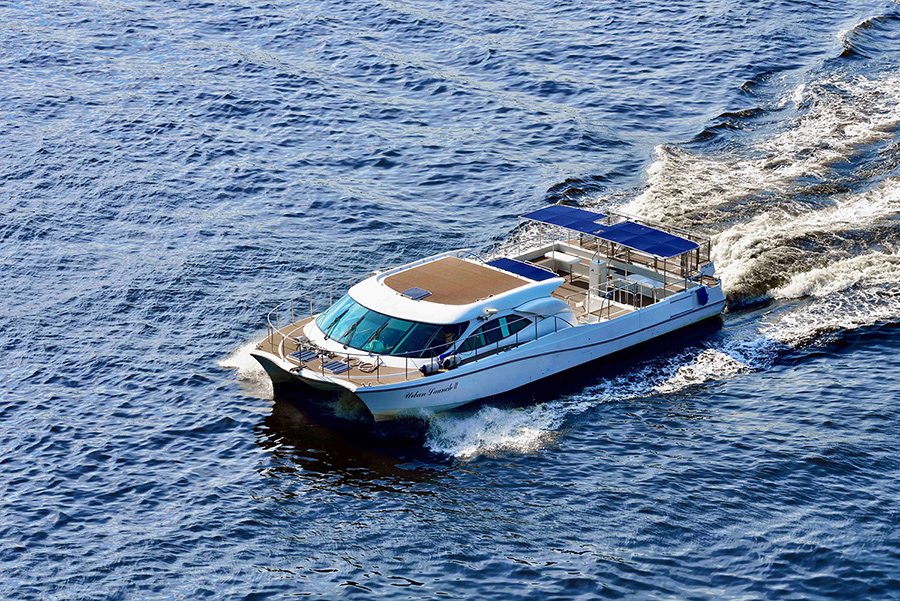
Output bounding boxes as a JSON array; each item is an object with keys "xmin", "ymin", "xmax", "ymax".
[{"xmin": 3, "ymin": 0, "xmax": 900, "ymax": 598}]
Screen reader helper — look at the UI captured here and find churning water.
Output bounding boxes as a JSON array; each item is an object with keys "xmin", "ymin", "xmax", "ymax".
[{"xmin": 3, "ymin": 0, "xmax": 900, "ymax": 598}]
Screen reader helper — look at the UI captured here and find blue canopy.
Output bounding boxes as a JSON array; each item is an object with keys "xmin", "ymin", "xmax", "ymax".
[
  {"xmin": 520, "ymin": 205, "xmax": 607, "ymax": 236},
  {"xmin": 519, "ymin": 204, "xmax": 698, "ymax": 259},
  {"xmin": 596, "ymin": 221, "xmax": 698, "ymax": 259},
  {"xmin": 486, "ymin": 258, "xmax": 559, "ymax": 282}
]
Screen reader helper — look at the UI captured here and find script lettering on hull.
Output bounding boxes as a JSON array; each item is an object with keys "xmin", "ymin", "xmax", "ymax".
[{"xmin": 405, "ymin": 381, "xmax": 459, "ymax": 399}]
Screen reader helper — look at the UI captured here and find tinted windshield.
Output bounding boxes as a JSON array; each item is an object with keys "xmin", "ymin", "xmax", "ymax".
[{"xmin": 315, "ymin": 296, "xmax": 467, "ymax": 358}]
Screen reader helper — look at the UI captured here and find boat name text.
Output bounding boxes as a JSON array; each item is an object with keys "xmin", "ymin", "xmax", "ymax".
[{"xmin": 405, "ymin": 382, "xmax": 459, "ymax": 399}]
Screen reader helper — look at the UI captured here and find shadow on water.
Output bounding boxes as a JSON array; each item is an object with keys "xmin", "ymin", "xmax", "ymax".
[
  {"xmin": 253, "ymin": 399, "xmax": 448, "ymax": 490},
  {"xmin": 266, "ymin": 379, "xmax": 439, "ymax": 444}
]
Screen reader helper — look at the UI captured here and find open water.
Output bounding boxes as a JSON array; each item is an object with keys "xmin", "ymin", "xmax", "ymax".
[{"xmin": 3, "ymin": 0, "xmax": 900, "ymax": 598}]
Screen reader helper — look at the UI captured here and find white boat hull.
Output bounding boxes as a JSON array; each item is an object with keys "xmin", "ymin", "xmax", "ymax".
[{"xmin": 252, "ymin": 287, "xmax": 726, "ymax": 421}]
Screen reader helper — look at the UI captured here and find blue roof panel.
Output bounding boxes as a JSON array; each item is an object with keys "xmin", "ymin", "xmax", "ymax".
[
  {"xmin": 486, "ymin": 258, "xmax": 559, "ymax": 282},
  {"xmin": 520, "ymin": 205, "xmax": 697, "ymax": 258},
  {"xmin": 598, "ymin": 222, "xmax": 698, "ymax": 258},
  {"xmin": 520, "ymin": 205, "xmax": 607, "ymax": 235}
]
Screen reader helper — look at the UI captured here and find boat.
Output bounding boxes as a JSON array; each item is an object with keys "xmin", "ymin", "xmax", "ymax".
[{"xmin": 251, "ymin": 205, "xmax": 726, "ymax": 421}]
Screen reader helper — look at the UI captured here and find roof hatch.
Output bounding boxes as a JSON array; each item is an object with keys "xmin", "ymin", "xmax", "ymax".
[{"xmin": 401, "ymin": 287, "xmax": 432, "ymax": 301}]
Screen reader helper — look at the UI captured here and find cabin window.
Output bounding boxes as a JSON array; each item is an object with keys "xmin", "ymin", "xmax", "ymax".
[
  {"xmin": 316, "ymin": 294, "xmax": 356, "ymax": 337},
  {"xmin": 361, "ymin": 317, "xmax": 413, "ymax": 354},
  {"xmin": 457, "ymin": 315, "xmax": 531, "ymax": 353},
  {"xmin": 314, "ymin": 295, "xmax": 466, "ymax": 358}
]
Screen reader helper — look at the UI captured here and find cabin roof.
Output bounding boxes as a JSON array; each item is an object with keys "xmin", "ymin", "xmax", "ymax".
[
  {"xmin": 347, "ymin": 252, "xmax": 564, "ymax": 324},
  {"xmin": 383, "ymin": 256, "xmax": 529, "ymax": 305}
]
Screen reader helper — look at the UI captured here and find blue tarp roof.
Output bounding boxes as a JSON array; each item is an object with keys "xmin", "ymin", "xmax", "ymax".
[
  {"xmin": 519, "ymin": 205, "xmax": 698, "ymax": 259},
  {"xmin": 486, "ymin": 258, "xmax": 559, "ymax": 282},
  {"xmin": 595, "ymin": 221, "xmax": 698, "ymax": 259},
  {"xmin": 520, "ymin": 205, "xmax": 607, "ymax": 236}
]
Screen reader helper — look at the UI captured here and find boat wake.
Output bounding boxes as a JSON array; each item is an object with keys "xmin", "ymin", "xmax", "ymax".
[
  {"xmin": 425, "ymin": 70, "xmax": 900, "ymax": 459},
  {"xmin": 713, "ymin": 177, "xmax": 900, "ymax": 299},
  {"xmin": 222, "ymin": 67, "xmax": 900, "ymax": 459},
  {"xmin": 623, "ymin": 73, "xmax": 900, "ymax": 226},
  {"xmin": 424, "ymin": 339, "xmax": 780, "ymax": 459}
]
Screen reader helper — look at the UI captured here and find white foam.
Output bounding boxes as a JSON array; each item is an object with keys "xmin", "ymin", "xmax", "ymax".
[
  {"xmin": 425, "ymin": 371, "xmax": 660, "ymax": 459},
  {"xmin": 712, "ymin": 177, "xmax": 900, "ymax": 296},
  {"xmin": 773, "ymin": 248, "xmax": 900, "ymax": 299},
  {"xmin": 622, "ymin": 74, "xmax": 900, "ymax": 223},
  {"xmin": 652, "ymin": 349, "xmax": 750, "ymax": 394},
  {"xmin": 764, "ymin": 285, "xmax": 900, "ymax": 348},
  {"xmin": 424, "ymin": 404, "xmax": 580, "ymax": 459},
  {"xmin": 218, "ymin": 336, "xmax": 273, "ymax": 397},
  {"xmin": 762, "ymin": 249, "xmax": 900, "ymax": 346}
]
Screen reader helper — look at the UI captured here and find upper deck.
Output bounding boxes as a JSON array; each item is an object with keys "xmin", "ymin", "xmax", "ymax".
[{"xmin": 346, "ymin": 250, "xmax": 563, "ymax": 325}]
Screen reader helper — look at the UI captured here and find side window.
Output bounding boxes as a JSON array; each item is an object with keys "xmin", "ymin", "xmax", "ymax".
[
  {"xmin": 425, "ymin": 322, "xmax": 467, "ymax": 357},
  {"xmin": 392, "ymin": 321, "xmax": 468, "ymax": 358},
  {"xmin": 458, "ymin": 317, "xmax": 499, "ymax": 353},
  {"xmin": 457, "ymin": 315, "xmax": 531, "ymax": 353},
  {"xmin": 503, "ymin": 315, "xmax": 530, "ymax": 338}
]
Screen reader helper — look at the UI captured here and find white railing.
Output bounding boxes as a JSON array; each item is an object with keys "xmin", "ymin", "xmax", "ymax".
[
  {"xmin": 265, "ymin": 274, "xmax": 358, "ymax": 338},
  {"xmin": 559, "ymin": 276, "xmax": 679, "ymax": 321}
]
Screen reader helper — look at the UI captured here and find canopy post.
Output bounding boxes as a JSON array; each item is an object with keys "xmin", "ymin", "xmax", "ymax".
[{"xmin": 517, "ymin": 217, "xmax": 522, "ymax": 256}]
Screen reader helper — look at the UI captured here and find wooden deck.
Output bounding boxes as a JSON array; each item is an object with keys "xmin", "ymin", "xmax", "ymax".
[{"xmin": 383, "ymin": 256, "xmax": 529, "ymax": 305}]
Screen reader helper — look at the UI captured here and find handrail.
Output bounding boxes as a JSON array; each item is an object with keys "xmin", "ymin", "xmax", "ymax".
[
  {"xmin": 526, "ymin": 260, "xmax": 558, "ymax": 276},
  {"xmin": 454, "ymin": 249, "xmax": 488, "ymax": 264},
  {"xmin": 279, "ymin": 313, "xmax": 576, "ymax": 384},
  {"xmin": 265, "ymin": 274, "xmax": 359, "ymax": 339},
  {"xmin": 559, "ymin": 275, "xmax": 665, "ymax": 321}
]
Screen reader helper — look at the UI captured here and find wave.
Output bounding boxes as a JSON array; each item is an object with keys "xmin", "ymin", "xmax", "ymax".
[
  {"xmin": 838, "ymin": 13, "xmax": 900, "ymax": 60},
  {"xmin": 763, "ymin": 249, "xmax": 900, "ymax": 347},
  {"xmin": 765, "ymin": 287, "xmax": 900, "ymax": 348},
  {"xmin": 772, "ymin": 247, "xmax": 900, "ymax": 299},
  {"xmin": 620, "ymin": 73, "xmax": 900, "ymax": 226},
  {"xmin": 712, "ymin": 177, "xmax": 900, "ymax": 298}
]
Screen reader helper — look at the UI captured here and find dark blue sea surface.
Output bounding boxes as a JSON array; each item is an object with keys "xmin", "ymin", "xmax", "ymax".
[{"xmin": 3, "ymin": 0, "xmax": 900, "ymax": 598}]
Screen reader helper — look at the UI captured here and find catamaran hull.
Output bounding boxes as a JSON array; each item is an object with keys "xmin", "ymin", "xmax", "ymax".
[{"xmin": 252, "ymin": 289, "xmax": 726, "ymax": 422}]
